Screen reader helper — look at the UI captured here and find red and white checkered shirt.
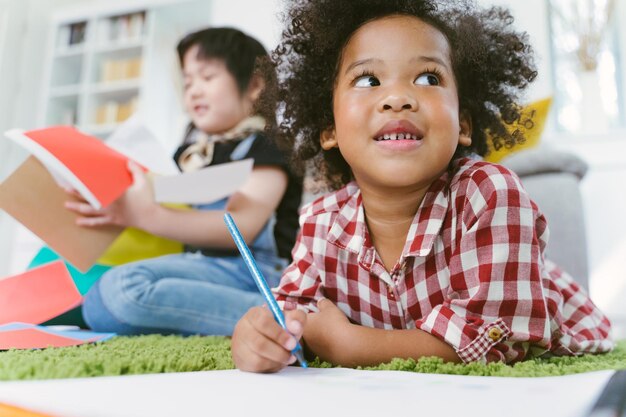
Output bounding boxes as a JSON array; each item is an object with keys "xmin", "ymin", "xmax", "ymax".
[{"xmin": 274, "ymin": 158, "xmax": 613, "ymax": 364}]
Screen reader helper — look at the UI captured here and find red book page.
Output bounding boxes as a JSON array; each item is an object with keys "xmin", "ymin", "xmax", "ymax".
[
  {"xmin": 24, "ymin": 126, "xmax": 132, "ymax": 207},
  {"xmin": 0, "ymin": 261, "xmax": 82, "ymax": 325},
  {"xmin": 0, "ymin": 328, "xmax": 84, "ymax": 349}
]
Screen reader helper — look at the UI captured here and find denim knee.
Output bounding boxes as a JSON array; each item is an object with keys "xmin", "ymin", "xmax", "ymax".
[
  {"xmin": 82, "ymin": 279, "xmax": 132, "ymax": 333},
  {"xmin": 83, "ymin": 269, "xmax": 190, "ymax": 335}
]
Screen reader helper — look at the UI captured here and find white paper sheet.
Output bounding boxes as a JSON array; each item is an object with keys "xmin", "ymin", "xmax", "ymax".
[
  {"xmin": 105, "ymin": 117, "xmax": 254, "ymax": 205},
  {"xmin": 0, "ymin": 368, "xmax": 613, "ymax": 417},
  {"xmin": 153, "ymin": 158, "xmax": 253, "ymax": 204}
]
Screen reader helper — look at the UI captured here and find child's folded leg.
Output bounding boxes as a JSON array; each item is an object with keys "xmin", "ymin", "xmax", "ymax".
[{"xmin": 82, "ymin": 252, "xmax": 284, "ymax": 336}]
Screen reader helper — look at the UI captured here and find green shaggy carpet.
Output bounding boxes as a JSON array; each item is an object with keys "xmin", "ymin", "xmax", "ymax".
[{"xmin": 0, "ymin": 336, "xmax": 624, "ymax": 381}]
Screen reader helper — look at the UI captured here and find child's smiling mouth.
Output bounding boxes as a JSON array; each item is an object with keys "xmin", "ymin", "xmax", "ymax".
[
  {"xmin": 193, "ymin": 105, "xmax": 208, "ymax": 115},
  {"xmin": 374, "ymin": 132, "xmax": 421, "ymax": 141},
  {"xmin": 373, "ymin": 120, "xmax": 424, "ymax": 144}
]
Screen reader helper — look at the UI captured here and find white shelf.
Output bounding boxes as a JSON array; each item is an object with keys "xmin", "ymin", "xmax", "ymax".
[
  {"xmin": 95, "ymin": 39, "xmax": 146, "ymax": 53},
  {"xmin": 80, "ymin": 123, "xmax": 119, "ymax": 137},
  {"xmin": 89, "ymin": 79, "xmax": 141, "ymax": 94},
  {"xmin": 49, "ymin": 84, "xmax": 82, "ymax": 98},
  {"xmin": 40, "ymin": 0, "xmax": 211, "ymax": 138},
  {"xmin": 53, "ymin": 45, "xmax": 86, "ymax": 58}
]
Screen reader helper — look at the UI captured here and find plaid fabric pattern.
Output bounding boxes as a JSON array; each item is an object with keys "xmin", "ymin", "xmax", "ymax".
[{"xmin": 274, "ymin": 158, "xmax": 613, "ymax": 364}]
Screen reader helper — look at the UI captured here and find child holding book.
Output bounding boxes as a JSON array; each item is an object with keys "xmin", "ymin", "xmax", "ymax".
[
  {"xmin": 231, "ymin": 0, "xmax": 613, "ymax": 372},
  {"xmin": 67, "ymin": 27, "xmax": 302, "ymax": 335}
]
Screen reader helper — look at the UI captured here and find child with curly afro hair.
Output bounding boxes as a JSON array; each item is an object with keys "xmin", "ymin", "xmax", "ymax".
[{"xmin": 232, "ymin": 0, "xmax": 613, "ymax": 373}]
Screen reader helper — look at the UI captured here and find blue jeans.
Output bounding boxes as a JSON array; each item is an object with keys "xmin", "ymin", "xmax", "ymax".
[{"xmin": 82, "ymin": 200, "xmax": 288, "ymax": 336}]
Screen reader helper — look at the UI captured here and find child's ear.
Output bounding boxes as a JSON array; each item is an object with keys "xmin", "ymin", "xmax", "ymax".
[
  {"xmin": 246, "ymin": 75, "xmax": 265, "ymax": 103},
  {"xmin": 320, "ymin": 127, "xmax": 338, "ymax": 150},
  {"xmin": 458, "ymin": 111, "xmax": 472, "ymax": 147}
]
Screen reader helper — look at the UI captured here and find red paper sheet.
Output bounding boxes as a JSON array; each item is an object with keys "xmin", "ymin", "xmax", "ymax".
[
  {"xmin": 0, "ymin": 261, "xmax": 82, "ymax": 325},
  {"xmin": 0, "ymin": 323, "xmax": 115, "ymax": 350},
  {"xmin": 0, "ymin": 328, "xmax": 85, "ymax": 349}
]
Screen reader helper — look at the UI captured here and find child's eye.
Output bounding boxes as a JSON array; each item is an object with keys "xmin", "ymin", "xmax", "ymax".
[
  {"xmin": 415, "ymin": 73, "xmax": 440, "ymax": 86},
  {"xmin": 354, "ymin": 74, "xmax": 380, "ymax": 88}
]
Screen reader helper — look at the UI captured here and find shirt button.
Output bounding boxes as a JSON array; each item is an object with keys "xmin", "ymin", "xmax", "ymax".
[
  {"xmin": 488, "ymin": 327, "xmax": 502, "ymax": 341},
  {"xmin": 388, "ymin": 285, "xmax": 394, "ymax": 298}
]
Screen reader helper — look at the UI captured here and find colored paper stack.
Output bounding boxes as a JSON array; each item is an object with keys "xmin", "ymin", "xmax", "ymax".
[{"xmin": 0, "ymin": 261, "xmax": 115, "ymax": 350}]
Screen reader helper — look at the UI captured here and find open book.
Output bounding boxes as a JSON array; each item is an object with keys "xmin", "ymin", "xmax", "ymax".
[
  {"xmin": 4, "ymin": 123, "xmax": 255, "ymax": 208},
  {"xmin": 4, "ymin": 126, "xmax": 134, "ymax": 210},
  {"xmin": 0, "ymin": 123, "xmax": 254, "ymax": 272}
]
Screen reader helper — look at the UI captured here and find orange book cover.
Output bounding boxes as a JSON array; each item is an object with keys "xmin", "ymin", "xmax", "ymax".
[{"xmin": 4, "ymin": 126, "xmax": 134, "ymax": 209}]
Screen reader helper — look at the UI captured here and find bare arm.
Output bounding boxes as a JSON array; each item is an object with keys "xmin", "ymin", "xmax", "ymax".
[
  {"xmin": 303, "ymin": 299, "xmax": 460, "ymax": 367},
  {"xmin": 66, "ymin": 162, "xmax": 288, "ymax": 248},
  {"xmin": 229, "ymin": 300, "xmax": 459, "ymax": 373},
  {"xmin": 138, "ymin": 166, "xmax": 287, "ymax": 248}
]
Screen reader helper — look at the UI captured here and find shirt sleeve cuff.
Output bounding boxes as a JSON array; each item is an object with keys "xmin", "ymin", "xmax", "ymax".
[
  {"xmin": 456, "ymin": 318, "xmax": 513, "ymax": 363},
  {"xmin": 416, "ymin": 306, "xmax": 512, "ymax": 364}
]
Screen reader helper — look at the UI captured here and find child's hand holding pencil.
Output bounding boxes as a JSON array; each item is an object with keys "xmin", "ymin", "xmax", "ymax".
[
  {"xmin": 232, "ymin": 305, "xmax": 307, "ymax": 373},
  {"xmin": 224, "ymin": 213, "xmax": 308, "ymax": 373}
]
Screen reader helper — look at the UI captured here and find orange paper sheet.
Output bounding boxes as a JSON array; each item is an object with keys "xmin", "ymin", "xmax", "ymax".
[
  {"xmin": 0, "ymin": 402, "xmax": 59, "ymax": 417},
  {"xmin": 0, "ymin": 261, "xmax": 82, "ymax": 325}
]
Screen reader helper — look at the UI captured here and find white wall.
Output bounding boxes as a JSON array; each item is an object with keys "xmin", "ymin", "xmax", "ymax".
[
  {"xmin": 0, "ymin": 0, "xmax": 25, "ymax": 276},
  {"xmin": 0, "ymin": 0, "xmax": 89, "ymax": 276},
  {"xmin": 207, "ymin": 0, "xmax": 282, "ymax": 51}
]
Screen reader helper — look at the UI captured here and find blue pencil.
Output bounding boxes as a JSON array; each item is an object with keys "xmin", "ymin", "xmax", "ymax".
[{"xmin": 223, "ymin": 213, "xmax": 308, "ymax": 368}]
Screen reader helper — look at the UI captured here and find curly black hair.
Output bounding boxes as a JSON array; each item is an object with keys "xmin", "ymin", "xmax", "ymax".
[{"xmin": 261, "ymin": 0, "xmax": 537, "ymax": 190}]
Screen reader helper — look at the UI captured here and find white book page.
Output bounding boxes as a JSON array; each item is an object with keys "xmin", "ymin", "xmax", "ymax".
[{"xmin": 105, "ymin": 115, "xmax": 180, "ymax": 176}]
